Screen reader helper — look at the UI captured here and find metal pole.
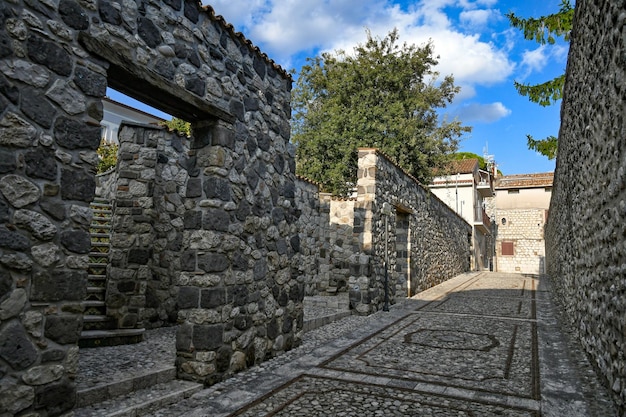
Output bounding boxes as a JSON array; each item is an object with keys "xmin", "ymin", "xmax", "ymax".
[
  {"xmin": 383, "ymin": 213, "xmax": 389, "ymax": 312},
  {"xmin": 382, "ymin": 202, "xmax": 392, "ymax": 312}
]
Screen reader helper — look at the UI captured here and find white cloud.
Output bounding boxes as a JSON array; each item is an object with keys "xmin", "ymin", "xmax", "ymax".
[
  {"xmin": 460, "ymin": 9, "xmax": 496, "ymax": 27},
  {"xmin": 518, "ymin": 44, "xmax": 568, "ymax": 80},
  {"xmin": 453, "ymin": 102, "xmax": 512, "ymax": 123},
  {"xmin": 521, "ymin": 45, "xmax": 549, "ymax": 73},
  {"xmin": 205, "ymin": 0, "xmax": 515, "ymax": 91}
]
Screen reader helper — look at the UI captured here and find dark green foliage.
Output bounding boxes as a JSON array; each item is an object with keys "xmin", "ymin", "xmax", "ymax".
[
  {"xmin": 292, "ymin": 29, "xmax": 469, "ymax": 196},
  {"xmin": 96, "ymin": 138, "xmax": 118, "ymax": 173},
  {"xmin": 161, "ymin": 117, "xmax": 191, "ymax": 136},
  {"xmin": 507, "ymin": 0, "xmax": 573, "ymax": 159}
]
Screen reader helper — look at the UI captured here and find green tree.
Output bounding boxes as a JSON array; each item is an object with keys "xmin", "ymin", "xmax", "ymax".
[
  {"xmin": 97, "ymin": 139, "xmax": 118, "ymax": 173},
  {"xmin": 507, "ymin": 0, "xmax": 574, "ymax": 160},
  {"xmin": 292, "ymin": 29, "xmax": 470, "ymax": 195}
]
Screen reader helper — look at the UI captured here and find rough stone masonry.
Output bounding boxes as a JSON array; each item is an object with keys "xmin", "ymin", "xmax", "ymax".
[
  {"xmin": 0, "ymin": 0, "xmax": 296, "ymax": 415},
  {"xmin": 546, "ymin": 0, "xmax": 626, "ymax": 414}
]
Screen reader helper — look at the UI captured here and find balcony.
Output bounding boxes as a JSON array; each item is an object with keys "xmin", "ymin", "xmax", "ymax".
[
  {"xmin": 476, "ymin": 170, "xmax": 494, "ymax": 197},
  {"xmin": 474, "ymin": 206, "xmax": 491, "ymax": 234}
]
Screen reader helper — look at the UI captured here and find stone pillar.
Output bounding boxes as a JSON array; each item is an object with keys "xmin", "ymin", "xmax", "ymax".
[
  {"xmin": 0, "ymin": 5, "xmax": 106, "ymax": 413},
  {"xmin": 350, "ymin": 148, "xmax": 380, "ymax": 314},
  {"xmin": 107, "ymin": 124, "xmax": 159, "ymax": 329}
]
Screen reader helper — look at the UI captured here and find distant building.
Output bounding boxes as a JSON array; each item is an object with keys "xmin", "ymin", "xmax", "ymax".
[
  {"xmin": 101, "ymin": 97, "xmax": 166, "ymax": 143},
  {"xmin": 430, "ymin": 159, "xmax": 495, "ymax": 270},
  {"xmin": 491, "ymin": 172, "xmax": 553, "ymax": 275}
]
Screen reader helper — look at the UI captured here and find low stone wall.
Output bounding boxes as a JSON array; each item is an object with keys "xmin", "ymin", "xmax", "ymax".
[
  {"xmin": 348, "ymin": 149, "xmax": 471, "ymax": 313},
  {"xmin": 545, "ymin": 0, "xmax": 625, "ymax": 412},
  {"xmin": 321, "ymin": 196, "xmax": 369, "ymax": 295}
]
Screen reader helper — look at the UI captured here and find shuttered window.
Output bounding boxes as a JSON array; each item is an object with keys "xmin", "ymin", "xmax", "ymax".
[{"xmin": 502, "ymin": 241, "xmax": 514, "ymax": 256}]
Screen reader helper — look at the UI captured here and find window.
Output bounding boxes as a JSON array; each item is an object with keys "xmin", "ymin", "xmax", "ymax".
[
  {"xmin": 507, "ymin": 189, "xmax": 519, "ymax": 194},
  {"xmin": 544, "ymin": 187, "xmax": 552, "ymax": 192},
  {"xmin": 501, "ymin": 241, "xmax": 514, "ymax": 256}
]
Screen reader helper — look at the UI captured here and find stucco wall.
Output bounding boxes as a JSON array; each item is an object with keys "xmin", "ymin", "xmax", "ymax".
[
  {"xmin": 545, "ymin": 0, "xmax": 626, "ymax": 412},
  {"xmin": 496, "ymin": 187, "xmax": 552, "ymax": 210}
]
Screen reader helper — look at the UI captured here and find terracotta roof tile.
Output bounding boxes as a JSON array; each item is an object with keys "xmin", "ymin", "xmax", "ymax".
[
  {"xmin": 202, "ymin": 5, "xmax": 291, "ymax": 80},
  {"xmin": 447, "ymin": 159, "xmax": 479, "ymax": 174},
  {"xmin": 432, "ymin": 159, "xmax": 479, "ymax": 176},
  {"xmin": 495, "ymin": 172, "xmax": 554, "ymax": 189}
]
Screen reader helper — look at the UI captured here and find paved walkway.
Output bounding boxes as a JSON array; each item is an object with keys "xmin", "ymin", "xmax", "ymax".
[{"xmin": 71, "ymin": 272, "xmax": 617, "ymax": 416}]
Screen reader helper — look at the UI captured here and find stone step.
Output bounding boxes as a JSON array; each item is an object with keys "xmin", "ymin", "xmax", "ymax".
[
  {"xmin": 82, "ymin": 315, "xmax": 116, "ymax": 331},
  {"xmin": 75, "ymin": 372, "xmax": 202, "ymax": 416},
  {"xmin": 90, "ymin": 233, "xmax": 112, "ymax": 240},
  {"xmin": 90, "ymin": 242, "xmax": 111, "ymax": 249},
  {"xmin": 87, "ymin": 274, "xmax": 106, "ymax": 281},
  {"xmin": 90, "ymin": 223, "xmax": 112, "ymax": 230},
  {"xmin": 85, "ymin": 287, "xmax": 105, "ymax": 300},
  {"xmin": 91, "ymin": 203, "xmax": 112, "ymax": 209},
  {"xmin": 79, "ymin": 328, "xmax": 145, "ymax": 348},
  {"xmin": 84, "ymin": 300, "xmax": 105, "ymax": 307}
]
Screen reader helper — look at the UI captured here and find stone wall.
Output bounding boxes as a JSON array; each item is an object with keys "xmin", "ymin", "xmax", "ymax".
[
  {"xmin": 545, "ymin": 0, "xmax": 625, "ymax": 413},
  {"xmin": 293, "ymin": 177, "xmax": 321, "ymax": 296},
  {"xmin": 348, "ymin": 149, "xmax": 471, "ymax": 313},
  {"xmin": 0, "ymin": 0, "xmax": 296, "ymax": 414},
  {"xmin": 496, "ymin": 208, "xmax": 547, "ymax": 274}
]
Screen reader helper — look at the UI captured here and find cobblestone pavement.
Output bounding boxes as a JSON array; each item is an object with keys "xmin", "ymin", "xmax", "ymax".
[{"xmin": 74, "ymin": 272, "xmax": 618, "ymax": 416}]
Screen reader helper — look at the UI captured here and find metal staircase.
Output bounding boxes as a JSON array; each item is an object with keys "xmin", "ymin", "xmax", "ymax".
[{"xmin": 79, "ymin": 198, "xmax": 144, "ymax": 348}]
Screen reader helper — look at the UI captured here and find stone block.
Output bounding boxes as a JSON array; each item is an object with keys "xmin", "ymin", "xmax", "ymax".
[
  {"xmin": 197, "ymin": 252, "xmax": 229, "ymax": 273},
  {"xmin": 0, "ymin": 380, "xmax": 34, "ymax": 415},
  {"xmin": 0, "ymin": 226, "xmax": 30, "ymax": 251},
  {"xmin": 202, "ymin": 208, "xmax": 229, "ymax": 232},
  {"xmin": 186, "ymin": 178, "xmax": 202, "ymax": 198},
  {"xmin": 44, "ymin": 315, "xmax": 81, "ymax": 344},
  {"xmin": 22, "ymin": 364, "xmax": 64, "ymax": 385},
  {"xmin": 27, "ymin": 34, "xmax": 72, "ymax": 76},
  {"xmin": 0, "ymin": 321, "xmax": 38, "ymax": 370},
  {"xmin": 60, "ymin": 230, "xmax": 91, "ymax": 254},
  {"xmin": 0, "ymin": 174, "xmax": 40, "ymax": 208},
  {"xmin": 14, "ymin": 209, "xmax": 57, "ymax": 241},
  {"xmin": 24, "ymin": 148, "xmax": 57, "ymax": 180},
  {"xmin": 34, "ymin": 379, "xmax": 75, "ymax": 415},
  {"xmin": 203, "ymin": 177, "xmax": 231, "ymax": 201},
  {"xmin": 55, "ymin": 117, "xmax": 100, "ymax": 150},
  {"xmin": 21, "ymin": 87, "xmax": 57, "ymax": 129},
  {"xmin": 73, "ymin": 66, "xmax": 106, "ymax": 97},
  {"xmin": 178, "ymin": 286, "xmax": 199, "ymax": 309},
  {"xmin": 200, "ymin": 287, "xmax": 225, "ymax": 309},
  {"xmin": 192, "ymin": 324, "xmax": 223, "ymax": 351},
  {"xmin": 128, "ymin": 248, "xmax": 151, "ymax": 265}
]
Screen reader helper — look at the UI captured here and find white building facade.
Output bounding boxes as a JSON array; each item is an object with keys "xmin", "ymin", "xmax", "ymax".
[
  {"xmin": 430, "ymin": 159, "xmax": 495, "ymax": 270},
  {"xmin": 101, "ymin": 97, "xmax": 165, "ymax": 143},
  {"xmin": 490, "ymin": 173, "xmax": 553, "ymax": 275}
]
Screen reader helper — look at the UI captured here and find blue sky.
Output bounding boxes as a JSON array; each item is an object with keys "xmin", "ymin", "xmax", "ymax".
[{"xmin": 111, "ymin": 1, "xmax": 568, "ymax": 175}]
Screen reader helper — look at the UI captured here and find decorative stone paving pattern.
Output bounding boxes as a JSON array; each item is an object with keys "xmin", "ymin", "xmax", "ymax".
[
  {"xmin": 450, "ymin": 275, "xmax": 536, "ymax": 299},
  {"xmin": 321, "ymin": 313, "xmax": 538, "ymax": 399},
  {"xmin": 233, "ymin": 375, "xmax": 538, "ymax": 416},
  {"xmin": 421, "ymin": 294, "xmax": 534, "ymax": 319}
]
